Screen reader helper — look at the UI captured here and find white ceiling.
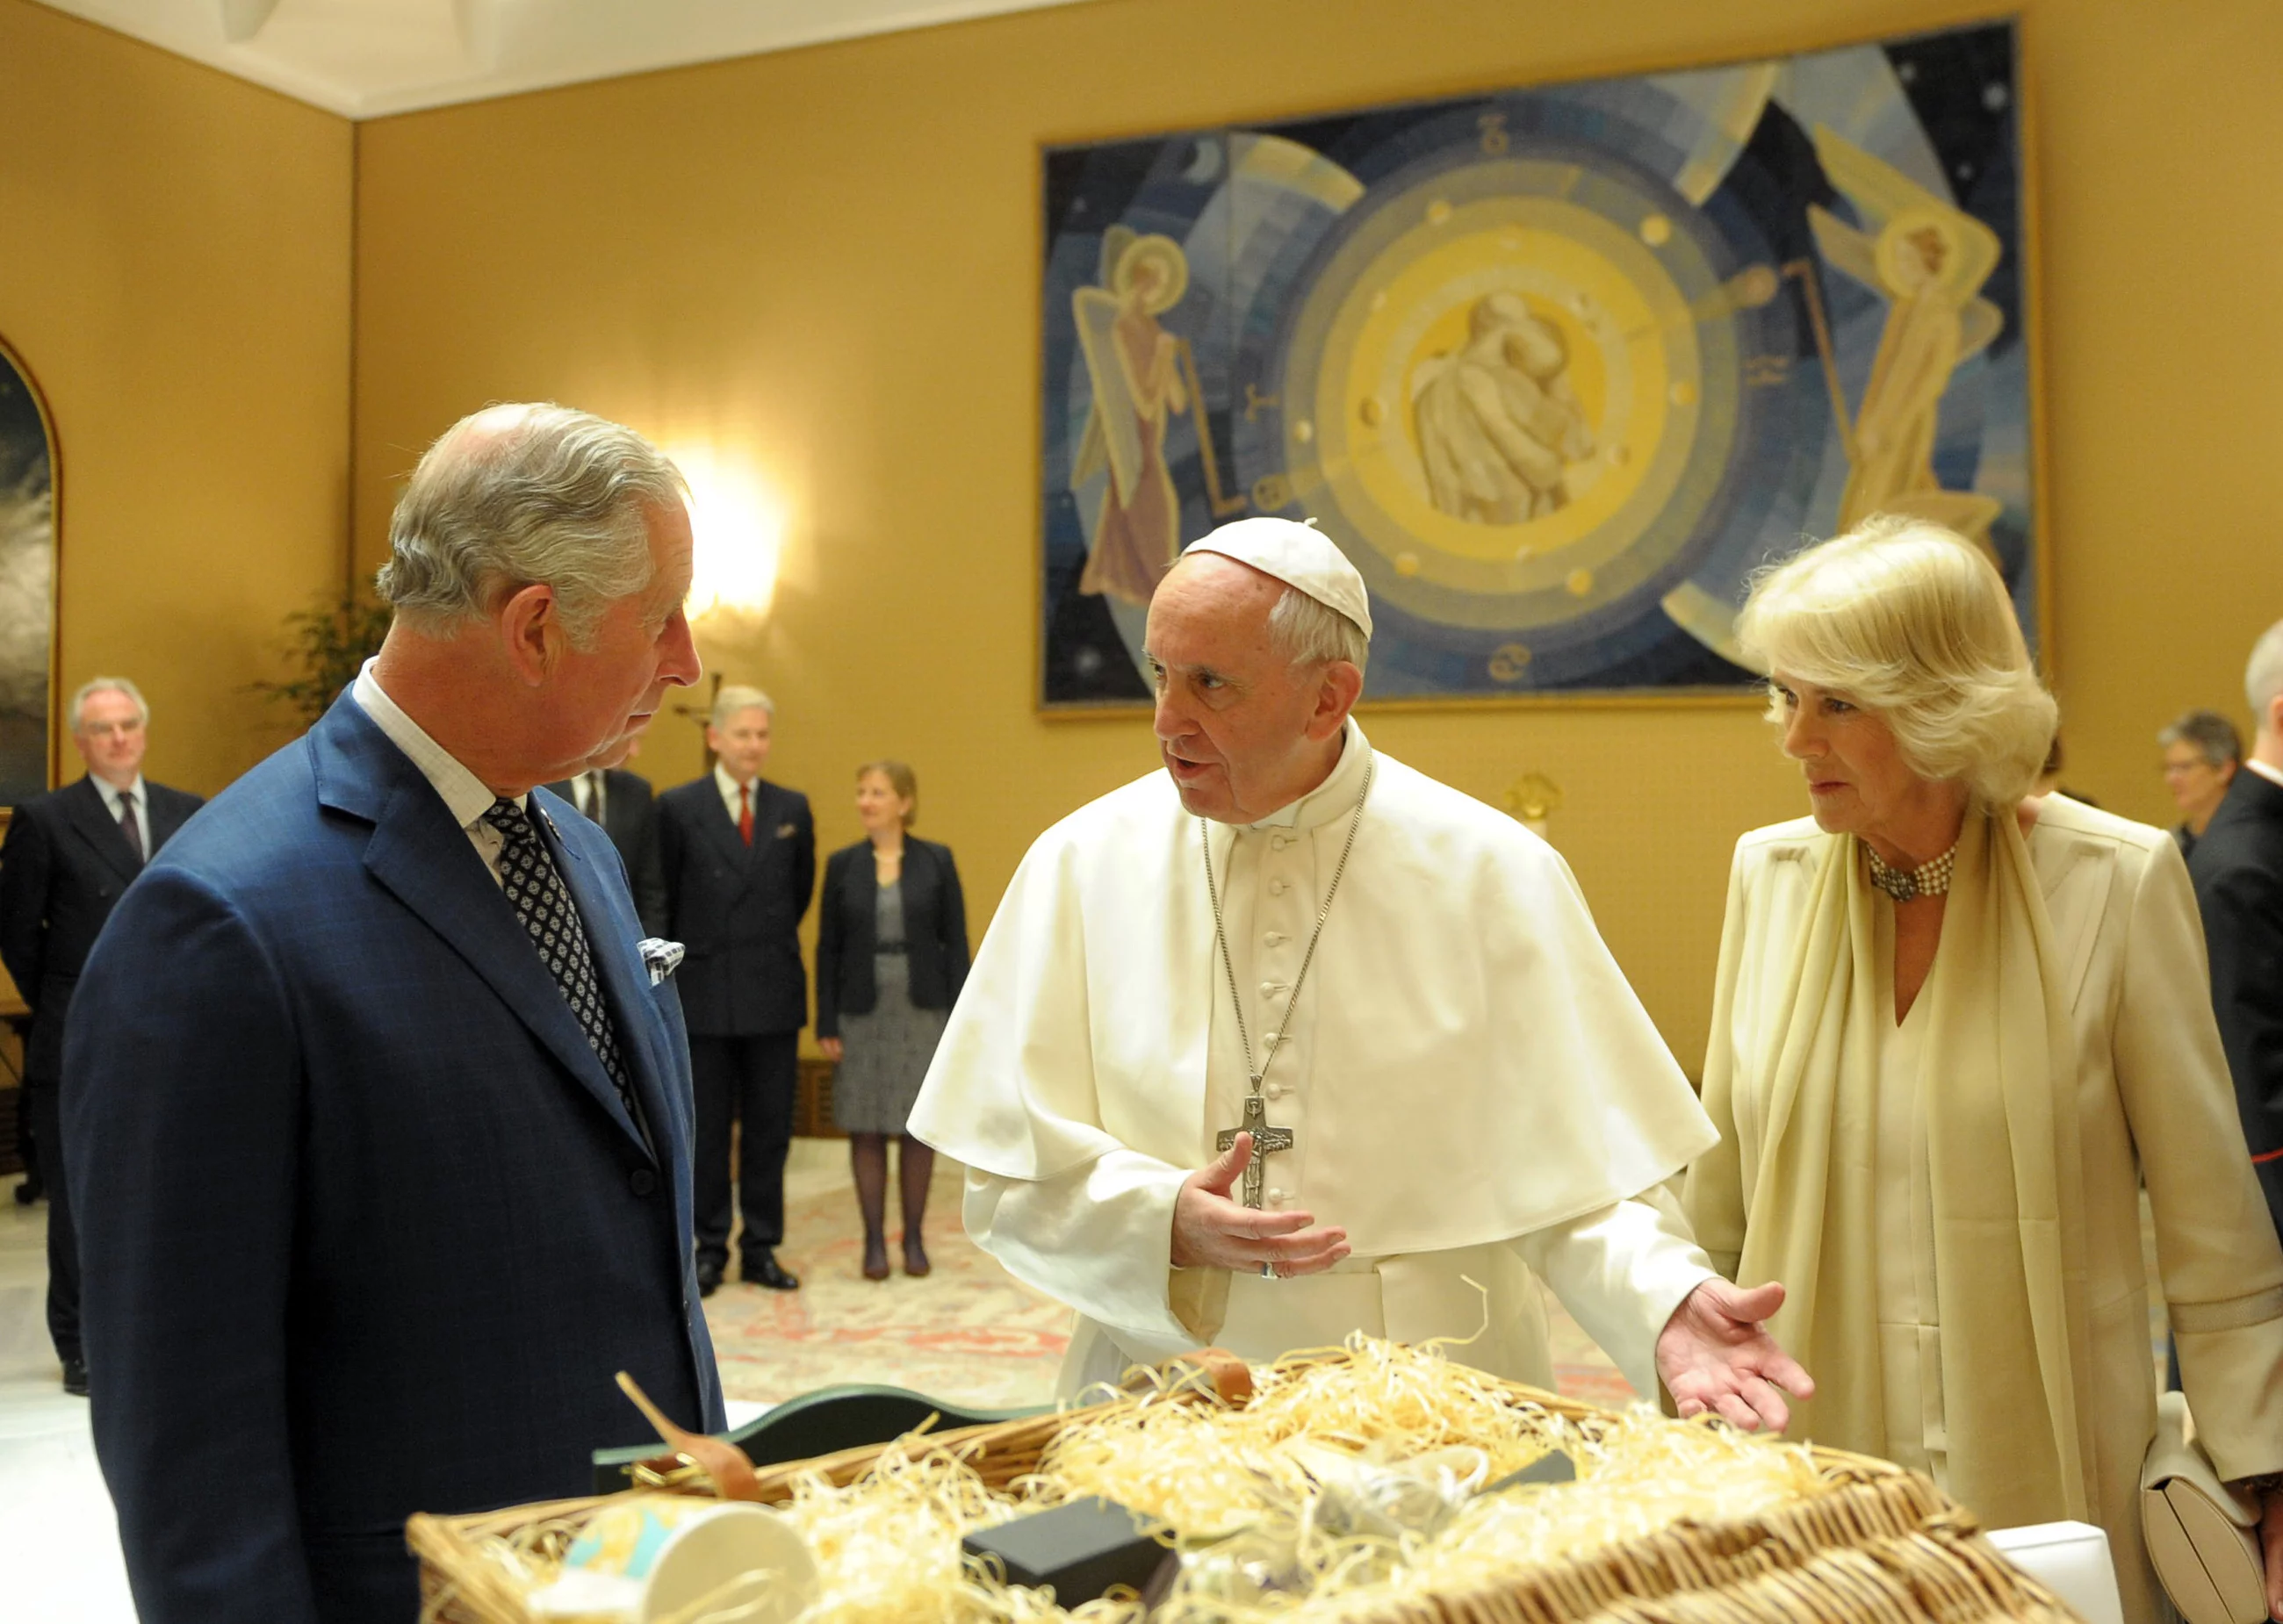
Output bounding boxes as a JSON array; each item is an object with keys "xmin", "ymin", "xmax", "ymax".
[{"xmin": 35, "ymin": 0, "xmax": 1101, "ymax": 119}]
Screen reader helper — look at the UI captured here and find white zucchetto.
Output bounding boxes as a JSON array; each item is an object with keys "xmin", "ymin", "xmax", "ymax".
[{"xmin": 1183, "ymin": 517, "xmax": 1373, "ymax": 642}]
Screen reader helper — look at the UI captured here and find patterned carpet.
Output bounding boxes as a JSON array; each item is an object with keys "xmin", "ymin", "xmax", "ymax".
[
  {"xmin": 702, "ymin": 1145, "xmax": 1637, "ymax": 1411},
  {"xmin": 702, "ymin": 1153, "xmax": 1072, "ymax": 1410}
]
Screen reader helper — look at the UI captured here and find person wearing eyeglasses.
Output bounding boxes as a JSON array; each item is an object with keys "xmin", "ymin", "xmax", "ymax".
[
  {"xmin": 2159, "ymin": 708, "xmax": 2243, "ymax": 860},
  {"xmin": 0, "ymin": 677, "xmax": 202, "ymax": 1398}
]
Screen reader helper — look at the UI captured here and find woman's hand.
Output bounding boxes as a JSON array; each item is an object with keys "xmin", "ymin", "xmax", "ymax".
[{"xmin": 817, "ymin": 1038, "xmax": 843, "ymax": 1062}]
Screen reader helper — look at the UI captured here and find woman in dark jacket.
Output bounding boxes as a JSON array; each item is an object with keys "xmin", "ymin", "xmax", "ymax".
[{"xmin": 816, "ymin": 761, "xmax": 969, "ymax": 1279}]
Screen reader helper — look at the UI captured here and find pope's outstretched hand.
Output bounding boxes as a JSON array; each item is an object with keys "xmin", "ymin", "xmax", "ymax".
[
  {"xmin": 1655, "ymin": 1278, "xmax": 1816, "ymax": 1433},
  {"xmin": 1170, "ymin": 1132, "xmax": 1351, "ymax": 1276}
]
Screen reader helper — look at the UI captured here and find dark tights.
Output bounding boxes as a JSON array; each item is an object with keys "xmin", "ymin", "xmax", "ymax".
[{"xmin": 850, "ymin": 1132, "xmax": 935, "ymax": 1277}]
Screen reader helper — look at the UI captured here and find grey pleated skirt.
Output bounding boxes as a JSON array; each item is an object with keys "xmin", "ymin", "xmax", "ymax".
[{"xmin": 831, "ymin": 881, "xmax": 949, "ymax": 1135}]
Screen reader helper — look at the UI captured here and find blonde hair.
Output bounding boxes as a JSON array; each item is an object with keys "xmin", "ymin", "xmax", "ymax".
[
  {"xmin": 857, "ymin": 759, "xmax": 918, "ymax": 827},
  {"xmin": 1737, "ymin": 516, "xmax": 2056, "ymax": 806}
]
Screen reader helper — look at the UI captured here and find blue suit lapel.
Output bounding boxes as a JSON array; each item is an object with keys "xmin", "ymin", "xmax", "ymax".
[
  {"xmin": 536, "ymin": 795, "xmax": 680, "ymax": 1168},
  {"xmin": 312, "ymin": 698, "xmax": 652, "ymax": 1155}
]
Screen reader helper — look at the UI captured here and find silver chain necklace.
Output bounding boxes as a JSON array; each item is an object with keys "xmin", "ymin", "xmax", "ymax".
[
  {"xmin": 1864, "ymin": 839, "xmax": 1959, "ymax": 902},
  {"xmin": 1200, "ymin": 753, "xmax": 1373, "ymax": 1254}
]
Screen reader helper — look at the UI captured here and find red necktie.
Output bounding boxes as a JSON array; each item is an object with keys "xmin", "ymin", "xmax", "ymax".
[{"xmin": 738, "ymin": 782, "xmax": 753, "ymax": 846}]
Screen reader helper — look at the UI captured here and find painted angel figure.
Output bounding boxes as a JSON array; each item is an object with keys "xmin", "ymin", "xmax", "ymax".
[
  {"xmin": 1069, "ymin": 229, "xmax": 1192, "ymax": 607},
  {"xmin": 1810, "ymin": 126, "xmax": 2006, "ymax": 546},
  {"xmin": 1410, "ymin": 291, "xmax": 1595, "ymax": 525}
]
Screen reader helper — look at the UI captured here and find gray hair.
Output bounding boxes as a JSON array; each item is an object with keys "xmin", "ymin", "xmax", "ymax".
[
  {"xmin": 2248, "ymin": 619, "xmax": 2283, "ymax": 726},
  {"xmin": 709, "ymin": 684, "xmax": 774, "ymax": 729},
  {"xmin": 375, "ymin": 402, "xmax": 686, "ymax": 648},
  {"xmin": 1738, "ymin": 515, "xmax": 2056, "ymax": 806},
  {"xmin": 2157, "ymin": 708, "xmax": 2242, "ymax": 768},
  {"xmin": 69, "ymin": 676, "xmax": 148, "ymax": 732},
  {"xmin": 1266, "ymin": 587, "xmax": 1370, "ymax": 675}
]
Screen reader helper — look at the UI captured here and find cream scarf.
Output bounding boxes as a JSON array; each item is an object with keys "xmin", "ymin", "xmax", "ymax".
[{"xmin": 1734, "ymin": 806, "xmax": 2098, "ymax": 1527}]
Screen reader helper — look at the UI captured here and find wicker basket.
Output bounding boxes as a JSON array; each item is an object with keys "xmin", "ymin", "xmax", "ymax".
[{"xmin": 407, "ymin": 1368, "xmax": 2074, "ymax": 1624}]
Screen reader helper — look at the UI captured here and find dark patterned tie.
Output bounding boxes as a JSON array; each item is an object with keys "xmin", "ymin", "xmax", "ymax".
[
  {"xmin": 483, "ymin": 798, "xmax": 643, "ymax": 1133},
  {"xmin": 117, "ymin": 790, "xmax": 143, "ymax": 865}
]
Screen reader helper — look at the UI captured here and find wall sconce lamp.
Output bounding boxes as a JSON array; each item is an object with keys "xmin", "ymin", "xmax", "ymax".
[{"xmin": 662, "ymin": 444, "xmax": 785, "ymax": 752}]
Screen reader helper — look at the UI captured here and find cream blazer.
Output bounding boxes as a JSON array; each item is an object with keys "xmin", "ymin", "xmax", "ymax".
[{"xmin": 1692, "ymin": 795, "xmax": 2283, "ymax": 1624}]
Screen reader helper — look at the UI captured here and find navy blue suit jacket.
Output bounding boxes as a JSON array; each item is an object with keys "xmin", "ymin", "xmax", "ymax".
[
  {"xmin": 0, "ymin": 773, "xmax": 203, "ymax": 1082},
  {"xmin": 655, "ymin": 776, "xmax": 814, "ymax": 1037},
  {"xmin": 64, "ymin": 693, "xmax": 724, "ymax": 1624},
  {"xmin": 2192, "ymin": 765, "xmax": 2283, "ymax": 1240}
]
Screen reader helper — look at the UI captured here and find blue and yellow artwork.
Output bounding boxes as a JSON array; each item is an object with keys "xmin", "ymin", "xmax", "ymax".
[
  {"xmin": 0, "ymin": 337, "xmax": 54, "ymax": 803},
  {"xmin": 1040, "ymin": 22, "xmax": 2032, "ymax": 705}
]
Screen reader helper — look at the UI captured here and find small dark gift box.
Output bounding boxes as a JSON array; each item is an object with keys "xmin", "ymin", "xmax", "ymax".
[{"xmin": 961, "ymin": 1496, "xmax": 1175, "ymax": 1606}]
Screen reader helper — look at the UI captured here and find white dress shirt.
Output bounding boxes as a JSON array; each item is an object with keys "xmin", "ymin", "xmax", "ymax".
[
  {"xmin": 572, "ymin": 770, "xmax": 609, "ymax": 823},
  {"xmin": 714, "ymin": 763, "xmax": 758, "ymax": 831},
  {"xmin": 90, "ymin": 773, "xmax": 151, "ymax": 859},
  {"xmin": 351, "ymin": 661, "xmax": 518, "ymax": 887},
  {"xmin": 2245, "ymin": 757, "xmax": 2283, "ymax": 792}
]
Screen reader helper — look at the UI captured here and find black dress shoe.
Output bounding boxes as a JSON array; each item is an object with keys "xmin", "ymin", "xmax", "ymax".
[
  {"xmin": 745, "ymin": 1252, "xmax": 800, "ymax": 1291},
  {"xmin": 61, "ymin": 1357, "xmax": 88, "ymax": 1397},
  {"xmin": 695, "ymin": 1261, "xmax": 724, "ymax": 1299},
  {"xmin": 14, "ymin": 1177, "xmax": 41, "ymax": 1205}
]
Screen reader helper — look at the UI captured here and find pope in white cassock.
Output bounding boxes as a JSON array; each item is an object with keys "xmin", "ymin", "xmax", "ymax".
[{"xmin": 910, "ymin": 518, "xmax": 1812, "ymax": 1429}]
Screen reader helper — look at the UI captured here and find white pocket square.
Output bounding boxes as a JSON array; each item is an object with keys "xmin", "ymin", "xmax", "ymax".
[{"xmin": 637, "ymin": 938, "xmax": 686, "ymax": 986}]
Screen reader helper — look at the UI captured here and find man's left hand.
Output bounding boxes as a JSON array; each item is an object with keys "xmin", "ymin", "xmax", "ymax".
[{"xmin": 1655, "ymin": 1277, "xmax": 1814, "ymax": 1434}]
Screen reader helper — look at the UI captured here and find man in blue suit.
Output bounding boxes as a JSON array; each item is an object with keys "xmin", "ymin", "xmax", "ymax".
[{"xmin": 65, "ymin": 403, "xmax": 722, "ymax": 1624}]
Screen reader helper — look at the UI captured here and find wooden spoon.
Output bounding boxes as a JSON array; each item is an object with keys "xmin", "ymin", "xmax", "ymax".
[{"xmin": 616, "ymin": 1370, "xmax": 764, "ymax": 1501}]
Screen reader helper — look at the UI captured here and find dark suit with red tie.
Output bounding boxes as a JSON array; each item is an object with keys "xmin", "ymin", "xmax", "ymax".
[
  {"xmin": 656, "ymin": 772, "xmax": 814, "ymax": 1277},
  {"xmin": 0, "ymin": 772, "xmax": 202, "ymax": 1373}
]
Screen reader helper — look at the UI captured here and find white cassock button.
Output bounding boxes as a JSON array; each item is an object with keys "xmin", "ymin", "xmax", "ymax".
[
  {"xmin": 1264, "ymin": 931, "xmax": 1287, "ymax": 947},
  {"xmin": 1265, "ymin": 1188, "xmax": 1287, "ymax": 1205},
  {"xmin": 1259, "ymin": 981, "xmax": 1280, "ymax": 997},
  {"xmin": 1263, "ymin": 1031, "xmax": 1281, "ymax": 1044},
  {"xmin": 1264, "ymin": 1081, "xmax": 1287, "ymax": 1099},
  {"xmin": 1270, "ymin": 835, "xmax": 1292, "ymax": 851},
  {"xmin": 1269, "ymin": 879, "xmax": 1289, "ymax": 895}
]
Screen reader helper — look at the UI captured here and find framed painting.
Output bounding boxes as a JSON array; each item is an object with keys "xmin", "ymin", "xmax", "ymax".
[
  {"xmin": 1039, "ymin": 20, "xmax": 2035, "ymax": 707},
  {"xmin": 0, "ymin": 334, "xmax": 57, "ymax": 808}
]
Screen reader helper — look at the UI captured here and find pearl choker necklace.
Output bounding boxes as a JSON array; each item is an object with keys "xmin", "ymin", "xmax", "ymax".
[{"xmin": 1865, "ymin": 841, "xmax": 1958, "ymax": 902}]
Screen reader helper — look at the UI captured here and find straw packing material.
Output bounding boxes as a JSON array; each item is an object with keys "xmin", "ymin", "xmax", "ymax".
[{"xmin": 1043, "ymin": 1337, "xmax": 1578, "ymax": 1537}]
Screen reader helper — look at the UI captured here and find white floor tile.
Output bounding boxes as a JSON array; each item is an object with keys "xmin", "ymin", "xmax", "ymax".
[{"xmin": 0, "ymin": 1181, "xmax": 133, "ymax": 1624}]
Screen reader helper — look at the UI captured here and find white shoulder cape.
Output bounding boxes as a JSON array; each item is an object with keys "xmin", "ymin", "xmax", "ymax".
[{"xmin": 909, "ymin": 749, "xmax": 1717, "ymax": 1255}]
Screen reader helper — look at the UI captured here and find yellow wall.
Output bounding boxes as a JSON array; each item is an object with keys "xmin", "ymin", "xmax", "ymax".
[
  {"xmin": 0, "ymin": 0, "xmax": 353, "ymax": 799},
  {"xmin": 348, "ymin": 0, "xmax": 2283, "ymax": 1068}
]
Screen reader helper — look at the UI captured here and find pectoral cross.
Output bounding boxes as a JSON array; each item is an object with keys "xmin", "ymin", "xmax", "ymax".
[{"xmin": 1215, "ymin": 1092, "xmax": 1295, "ymax": 1209}]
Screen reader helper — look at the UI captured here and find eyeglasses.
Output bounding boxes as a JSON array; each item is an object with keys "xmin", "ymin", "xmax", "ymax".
[{"xmin": 76, "ymin": 722, "xmax": 144, "ymax": 740}]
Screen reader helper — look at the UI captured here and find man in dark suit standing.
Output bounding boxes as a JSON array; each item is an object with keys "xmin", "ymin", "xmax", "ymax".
[
  {"xmin": 545, "ymin": 738, "xmax": 667, "ymax": 933},
  {"xmin": 656, "ymin": 685, "xmax": 813, "ymax": 1296},
  {"xmin": 2193, "ymin": 617, "xmax": 2283, "ymax": 1247},
  {"xmin": 65, "ymin": 403, "xmax": 721, "ymax": 1624},
  {"xmin": 0, "ymin": 677, "xmax": 201, "ymax": 1396}
]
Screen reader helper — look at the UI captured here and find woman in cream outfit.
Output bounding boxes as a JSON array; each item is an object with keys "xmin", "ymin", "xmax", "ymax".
[{"xmin": 1683, "ymin": 519, "xmax": 2283, "ymax": 1624}]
